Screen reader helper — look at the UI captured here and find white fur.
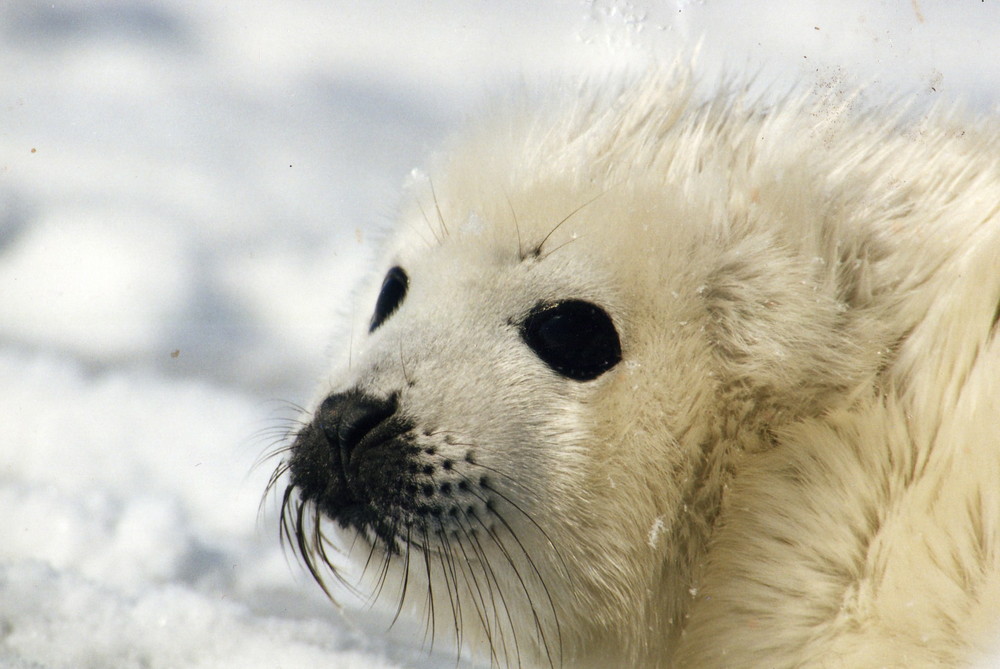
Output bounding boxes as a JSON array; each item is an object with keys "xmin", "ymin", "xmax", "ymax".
[{"xmin": 305, "ymin": 71, "xmax": 1000, "ymax": 667}]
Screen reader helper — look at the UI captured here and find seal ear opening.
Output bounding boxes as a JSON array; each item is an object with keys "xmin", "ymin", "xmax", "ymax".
[
  {"xmin": 369, "ymin": 266, "xmax": 409, "ymax": 332},
  {"xmin": 522, "ymin": 300, "xmax": 622, "ymax": 381}
]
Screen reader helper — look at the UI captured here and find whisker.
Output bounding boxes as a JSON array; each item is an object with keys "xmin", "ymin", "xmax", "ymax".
[
  {"xmin": 452, "ymin": 523, "xmax": 502, "ymax": 668},
  {"xmin": 533, "ymin": 188, "xmax": 609, "ymax": 257},
  {"xmin": 462, "ymin": 517, "xmax": 523, "ymax": 668},
  {"xmin": 409, "ymin": 201, "xmax": 439, "ymax": 247},
  {"xmin": 504, "ymin": 190, "xmax": 524, "ymax": 260},
  {"xmin": 418, "ymin": 524, "xmax": 438, "ymax": 653},
  {"xmin": 458, "ymin": 474, "xmax": 563, "ymax": 669},
  {"xmin": 430, "ymin": 178, "xmax": 449, "ymax": 239},
  {"xmin": 435, "ymin": 527, "xmax": 466, "ymax": 656},
  {"xmin": 462, "ymin": 525, "xmax": 510, "ymax": 664},
  {"xmin": 399, "ymin": 339, "xmax": 413, "ymax": 386},
  {"xmin": 257, "ymin": 461, "xmax": 292, "ymax": 521},
  {"xmin": 389, "ymin": 522, "xmax": 415, "ymax": 627},
  {"xmin": 457, "ymin": 463, "xmax": 571, "ymax": 578},
  {"xmin": 537, "ymin": 234, "xmax": 582, "ymax": 260},
  {"xmin": 296, "ymin": 500, "xmax": 334, "ymax": 601},
  {"xmin": 360, "ymin": 528, "xmax": 390, "ymax": 606},
  {"xmin": 480, "ymin": 517, "xmax": 560, "ymax": 669}
]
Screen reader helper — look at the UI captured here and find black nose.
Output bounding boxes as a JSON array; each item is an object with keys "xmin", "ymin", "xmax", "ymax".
[{"xmin": 318, "ymin": 391, "xmax": 399, "ymax": 465}]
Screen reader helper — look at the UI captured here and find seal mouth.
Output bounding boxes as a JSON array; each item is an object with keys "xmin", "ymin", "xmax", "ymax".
[
  {"xmin": 264, "ymin": 390, "xmax": 565, "ymax": 668},
  {"xmin": 283, "ymin": 391, "xmax": 422, "ymax": 549},
  {"xmin": 277, "ymin": 391, "xmax": 502, "ymax": 554}
]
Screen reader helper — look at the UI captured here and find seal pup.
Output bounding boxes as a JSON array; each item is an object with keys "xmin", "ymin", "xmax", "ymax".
[{"xmin": 268, "ymin": 72, "xmax": 1000, "ymax": 667}]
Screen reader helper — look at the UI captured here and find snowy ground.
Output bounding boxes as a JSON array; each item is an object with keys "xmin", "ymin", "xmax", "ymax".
[{"xmin": 1, "ymin": 2, "xmax": 998, "ymax": 667}]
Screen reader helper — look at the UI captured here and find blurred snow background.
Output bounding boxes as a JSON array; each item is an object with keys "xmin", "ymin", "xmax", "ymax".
[{"xmin": 1, "ymin": 1, "xmax": 998, "ymax": 667}]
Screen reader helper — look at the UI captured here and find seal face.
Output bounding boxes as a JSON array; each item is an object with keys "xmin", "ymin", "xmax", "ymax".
[
  {"xmin": 269, "ymin": 72, "xmax": 1000, "ymax": 668},
  {"xmin": 291, "ymin": 281, "xmax": 622, "ymax": 555},
  {"xmin": 275, "ymin": 206, "xmax": 630, "ymax": 665}
]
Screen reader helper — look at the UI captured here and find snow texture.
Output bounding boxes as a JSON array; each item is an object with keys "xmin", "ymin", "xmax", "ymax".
[{"xmin": 1, "ymin": 1, "xmax": 998, "ymax": 667}]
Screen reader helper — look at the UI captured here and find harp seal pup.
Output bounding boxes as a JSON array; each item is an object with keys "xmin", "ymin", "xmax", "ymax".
[{"xmin": 272, "ymin": 72, "xmax": 1000, "ymax": 668}]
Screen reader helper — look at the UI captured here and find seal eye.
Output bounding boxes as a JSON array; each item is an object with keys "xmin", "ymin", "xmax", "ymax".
[
  {"xmin": 369, "ymin": 266, "xmax": 408, "ymax": 332},
  {"xmin": 522, "ymin": 300, "xmax": 622, "ymax": 381}
]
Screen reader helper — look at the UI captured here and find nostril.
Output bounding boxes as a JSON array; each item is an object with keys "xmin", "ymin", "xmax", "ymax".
[
  {"xmin": 317, "ymin": 392, "xmax": 399, "ymax": 464},
  {"xmin": 339, "ymin": 400, "xmax": 394, "ymax": 455},
  {"xmin": 319, "ymin": 394, "xmax": 339, "ymax": 415}
]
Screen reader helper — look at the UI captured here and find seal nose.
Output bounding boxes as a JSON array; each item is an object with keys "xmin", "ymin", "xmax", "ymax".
[{"xmin": 318, "ymin": 391, "xmax": 398, "ymax": 465}]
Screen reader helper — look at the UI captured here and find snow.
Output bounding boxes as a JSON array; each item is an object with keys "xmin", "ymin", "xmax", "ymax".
[{"xmin": 1, "ymin": 1, "xmax": 997, "ymax": 667}]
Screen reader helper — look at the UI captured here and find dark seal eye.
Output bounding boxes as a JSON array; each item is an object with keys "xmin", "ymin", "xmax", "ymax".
[
  {"xmin": 521, "ymin": 300, "xmax": 622, "ymax": 381},
  {"xmin": 369, "ymin": 266, "xmax": 408, "ymax": 332}
]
